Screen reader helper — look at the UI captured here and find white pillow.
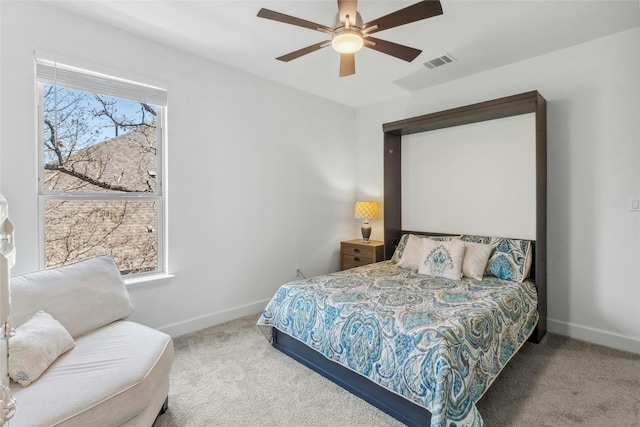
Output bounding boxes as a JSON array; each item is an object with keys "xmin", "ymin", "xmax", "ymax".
[
  {"xmin": 462, "ymin": 241, "xmax": 493, "ymax": 280},
  {"xmin": 418, "ymin": 239, "xmax": 466, "ymax": 279},
  {"xmin": 396, "ymin": 234, "xmax": 425, "ymax": 270},
  {"xmin": 9, "ymin": 310, "xmax": 75, "ymax": 387}
]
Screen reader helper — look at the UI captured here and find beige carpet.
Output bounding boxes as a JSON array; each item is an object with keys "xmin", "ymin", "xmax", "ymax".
[{"xmin": 153, "ymin": 314, "xmax": 640, "ymax": 427}]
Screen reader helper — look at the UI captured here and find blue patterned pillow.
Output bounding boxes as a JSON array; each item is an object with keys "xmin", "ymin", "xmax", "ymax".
[
  {"xmin": 390, "ymin": 234, "xmax": 410, "ymax": 263},
  {"xmin": 461, "ymin": 235, "xmax": 533, "ymax": 282}
]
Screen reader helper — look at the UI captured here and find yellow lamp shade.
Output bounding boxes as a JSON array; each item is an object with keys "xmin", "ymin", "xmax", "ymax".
[{"xmin": 354, "ymin": 201, "xmax": 378, "ymax": 220}]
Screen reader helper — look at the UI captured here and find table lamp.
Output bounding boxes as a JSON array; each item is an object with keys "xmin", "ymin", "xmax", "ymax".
[{"xmin": 354, "ymin": 201, "xmax": 378, "ymax": 243}]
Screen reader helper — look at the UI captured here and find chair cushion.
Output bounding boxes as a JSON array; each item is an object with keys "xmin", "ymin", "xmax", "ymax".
[
  {"xmin": 10, "ymin": 256, "xmax": 134, "ymax": 338},
  {"xmin": 10, "ymin": 320, "xmax": 174, "ymax": 427}
]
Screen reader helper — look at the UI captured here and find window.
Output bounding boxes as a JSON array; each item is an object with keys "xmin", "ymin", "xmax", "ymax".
[{"xmin": 36, "ymin": 58, "xmax": 167, "ymax": 277}]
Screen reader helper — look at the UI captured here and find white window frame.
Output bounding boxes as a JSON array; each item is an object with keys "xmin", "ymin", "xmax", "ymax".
[{"xmin": 35, "ymin": 57, "xmax": 171, "ymax": 286}]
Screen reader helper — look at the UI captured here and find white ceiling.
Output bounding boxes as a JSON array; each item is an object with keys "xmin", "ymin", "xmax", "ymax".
[{"xmin": 44, "ymin": 0, "xmax": 640, "ymax": 108}]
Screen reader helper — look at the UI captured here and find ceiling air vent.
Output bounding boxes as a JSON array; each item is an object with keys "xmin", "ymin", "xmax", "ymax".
[{"xmin": 423, "ymin": 54, "xmax": 456, "ymax": 69}]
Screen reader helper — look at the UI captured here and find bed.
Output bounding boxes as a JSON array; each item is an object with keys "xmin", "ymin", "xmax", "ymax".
[{"xmin": 257, "ymin": 92, "xmax": 547, "ymax": 427}]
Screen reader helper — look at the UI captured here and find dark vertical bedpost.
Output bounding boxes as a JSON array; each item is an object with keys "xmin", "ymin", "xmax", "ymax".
[
  {"xmin": 532, "ymin": 92, "xmax": 547, "ymax": 342},
  {"xmin": 383, "ymin": 132, "xmax": 402, "ymax": 260}
]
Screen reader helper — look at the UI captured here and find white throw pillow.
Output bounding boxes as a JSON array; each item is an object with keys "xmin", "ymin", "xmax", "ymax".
[
  {"xmin": 397, "ymin": 234, "xmax": 462, "ymax": 270},
  {"xmin": 462, "ymin": 241, "xmax": 493, "ymax": 280},
  {"xmin": 396, "ymin": 234, "xmax": 425, "ymax": 270},
  {"xmin": 9, "ymin": 310, "xmax": 75, "ymax": 387},
  {"xmin": 418, "ymin": 239, "xmax": 466, "ymax": 279}
]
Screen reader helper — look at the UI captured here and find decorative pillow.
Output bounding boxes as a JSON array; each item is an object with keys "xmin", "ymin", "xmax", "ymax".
[
  {"xmin": 392, "ymin": 233, "xmax": 461, "ymax": 264},
  {"xmin": 461, "ymin": 235, "xmax": 532, "ymax": 282},
  {"xmin": 9, "ymin": 310, "xmax": 75, "ymax": 387},
  {"xmin": 418, "ymin": 238, "xmax": 466, "ymax": 279},
  {"xmin": 462, "ymin": 241, "xmax": 493, "ymax": 280},
  {"xmin": 429, "ymin": 235, "xmax": 462, "ymax": 241},
  {"xmin": 396, "ymin": 234, "xmax": 426, "ymax": 270},
  {"xmin": 391, "ymin": 234, "xmax": 408, "ymax": 263}
]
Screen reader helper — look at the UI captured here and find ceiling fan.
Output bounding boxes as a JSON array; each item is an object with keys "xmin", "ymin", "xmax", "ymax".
[{"xmin": 257, "ymin": 0, "xmax": 443, "ymax": 77}]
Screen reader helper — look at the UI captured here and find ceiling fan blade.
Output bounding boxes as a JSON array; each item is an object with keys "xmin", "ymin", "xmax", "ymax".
[
  {"xmin": 339, "ymin": 53, "xmax": 356, "ymax": 77},
  {"xmin": 363, "ymin": 0, "xmax": 443, "ymax": 35},
  {"xmin": 365, "ymin": 36, "xmax": 422, "ymax": 62},
  {"xmin": 257, "ymin": 8, "xmax": 333, "ymax": 34},
  {"xmin": 276, "ymin": 42, "xmax": 329, "ymax": 62},
  {"xmin": 337, "ymin": 0, "xmax": 358, "ymax": 26}
]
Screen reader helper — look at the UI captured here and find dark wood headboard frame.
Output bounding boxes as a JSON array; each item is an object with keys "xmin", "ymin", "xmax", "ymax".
[{"xmin": 382, "ymin": 91, "xmax": 547, "ymax": 343}]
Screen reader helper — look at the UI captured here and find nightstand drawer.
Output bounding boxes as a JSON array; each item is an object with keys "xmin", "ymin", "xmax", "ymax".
[
  {"xmin": 341, "ymin": 242, "xmax": 376, "ymax": 259},
  {"xmin": 340, "ymin": 240, "xmax": 384, "ymax": 270},
  {"xmin": 341, "ymin": 254, "xmax": 371, "ymax": 269}
]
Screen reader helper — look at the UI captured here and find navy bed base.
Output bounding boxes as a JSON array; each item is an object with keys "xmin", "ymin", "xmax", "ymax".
[{"xmin": 272, "ymin": 328, "xmax": 432, "ymax": 427}]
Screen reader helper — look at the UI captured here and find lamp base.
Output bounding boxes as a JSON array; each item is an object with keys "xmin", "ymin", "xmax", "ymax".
[{"xmin": 361, "ymin": 223, "xmax": 371, "ymax": 243}]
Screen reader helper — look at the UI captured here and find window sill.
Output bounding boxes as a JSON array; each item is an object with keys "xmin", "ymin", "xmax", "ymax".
[{"xmin": 125, "ymin": 273, "xmax": 175, "ymax": 289}]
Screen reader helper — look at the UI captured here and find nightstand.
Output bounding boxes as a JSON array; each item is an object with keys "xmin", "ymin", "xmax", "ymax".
[{"xmin": 340, "ymin": 239, "xmax": 385, "ymax": 270}]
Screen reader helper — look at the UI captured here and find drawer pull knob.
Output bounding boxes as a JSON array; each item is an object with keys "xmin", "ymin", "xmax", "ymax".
[
  {"xmin": 353, "ymin": 248, "xmax": 360, "ymax": 253},
  {"xmin": 354, "ymin": 257, "xmax": 360, "ymax": 262}
]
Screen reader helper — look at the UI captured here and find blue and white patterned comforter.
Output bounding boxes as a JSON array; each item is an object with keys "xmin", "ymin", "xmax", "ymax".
[{"xmin": 257, "ymin": 261, "xmax": 538, "ymax": 427}]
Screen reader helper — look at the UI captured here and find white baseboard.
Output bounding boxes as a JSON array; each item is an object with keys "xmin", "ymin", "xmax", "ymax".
[
  {"xmin": 158, "ymin": 298, "xmax": 271, "ymax": 338},
  {"xmin": 547, "ymin": 317, "xmax": 640, "ymax": 354}
]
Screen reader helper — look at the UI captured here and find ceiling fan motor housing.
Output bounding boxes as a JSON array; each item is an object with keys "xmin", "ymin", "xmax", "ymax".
[{"xmin": 332, "ymin": 11, "xmax": 363, "ymax": 31}]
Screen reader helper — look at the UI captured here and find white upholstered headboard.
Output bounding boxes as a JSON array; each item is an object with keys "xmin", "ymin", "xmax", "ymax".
[{"xmin": 401, "ymin": 113, "xmax": 536, "ymax": 240}]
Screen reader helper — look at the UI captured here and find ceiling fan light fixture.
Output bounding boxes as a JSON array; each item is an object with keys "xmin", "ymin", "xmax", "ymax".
[
  {"xmin": 258, "ymin": 1, "xmax": 444, "ymax": 75},
  {"xmin": 331, "ymin": 30, "xmax": 363, "ymax": 54}
]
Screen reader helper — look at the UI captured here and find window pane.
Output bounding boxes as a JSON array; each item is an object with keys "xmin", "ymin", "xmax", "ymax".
[
  {"xmin": 43, "ymin": 85, "xmax": 157, "ymax": 194},
  {"xmin": 44, "ymin": 199, "xmax": 158, "ymax": 275}
]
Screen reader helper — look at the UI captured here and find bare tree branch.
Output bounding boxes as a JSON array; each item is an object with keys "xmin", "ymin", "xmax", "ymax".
[
  {"xmin": 44, "ymin": 163, "xmax": 148, "ymax": 192},
  {"xmin": 42, "ymin": 86, "xmax": 159, "ymax": 273}
]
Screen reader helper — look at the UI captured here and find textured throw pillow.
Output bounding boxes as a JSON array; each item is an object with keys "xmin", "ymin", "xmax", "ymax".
[
  {"xmin": 462, "ymin": 241, "xmax": 493, "ymax": 280},
  {"xmin": 9, "ymin": 310, "xmax": 75, "ymax": 387},
  {"xmin": 418, "ymin": 238, "xmax": 466, "ymax": 279}
]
